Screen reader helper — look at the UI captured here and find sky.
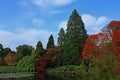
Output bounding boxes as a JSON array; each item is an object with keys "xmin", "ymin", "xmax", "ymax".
[{"xmin": 0, "ymin": 0, "xmax": 120, "ymax": 50}]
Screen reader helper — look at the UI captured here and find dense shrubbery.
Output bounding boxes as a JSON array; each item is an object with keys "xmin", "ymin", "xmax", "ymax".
[
  {"xmin": 54, "ymin": 65, "xmax": 84, "ymax": 72},
  {"xmin": 48, "ymin": 54, "xmax": 120, "ymax": 79},
  {"xmin": 17, "ymin": 55, "xmax": 35, "ymax": 72},
  {"xmin": 86, "ymin": 54, "xmax": 118, "ymax": 80}
]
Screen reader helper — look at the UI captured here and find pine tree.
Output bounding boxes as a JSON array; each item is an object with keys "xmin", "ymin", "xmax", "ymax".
[
  {"xmin": 57, "ymin": 28, "xmax": 65, "ymax": 46},
  {"xmin": 46, "ymin": 34, "xmax": 54, "ymax": 49},
  {"xmin": 36, "ymin": 41, "xmax": 44, "ymax": 56},
  {"xmin": 59, "ymin": 9, "xmax": 88, "ymax": 65}
]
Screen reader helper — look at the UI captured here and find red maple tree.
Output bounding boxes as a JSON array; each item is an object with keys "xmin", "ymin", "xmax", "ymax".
[{"xmin": 82, "ymin": 20, "xmax": 120, "ymax": 73}]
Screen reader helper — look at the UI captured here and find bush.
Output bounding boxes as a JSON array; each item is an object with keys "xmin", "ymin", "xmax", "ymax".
[
  {"xmin": 55, "ymin": 65, "xmax": 76, "ymax": 71},
  {"xmin": 85, "ymin": 54, "xmax": 118, "ymax": 80},
  {"xmin": 17, "ymin": 55, "xmax": 35, "ymax": 72}
]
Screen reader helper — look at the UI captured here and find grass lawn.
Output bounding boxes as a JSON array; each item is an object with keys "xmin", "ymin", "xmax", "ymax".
[{"xmin": 0, "ymin": 66, "xmax": 17, "ymax": 72}]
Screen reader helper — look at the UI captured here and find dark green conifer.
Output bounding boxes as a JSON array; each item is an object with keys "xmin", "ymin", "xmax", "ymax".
[
  {"xmin": 46, "ymin": 34, "xmax": 54, "ymax": 49},
  {"xmin": 60, "ymin": 9, "xmax": 88, "ymax": 65},
  {"xmin": 58, "ymin": 28, "xmax": 65, "ymax": 46},
  {"xmin": 36, "ymin": 41, "xmax": 44, "ymax": 56}
]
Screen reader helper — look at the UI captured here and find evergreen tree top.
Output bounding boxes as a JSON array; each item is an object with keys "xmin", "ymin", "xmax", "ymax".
[
  {"xmin": 46, "ymin": 34, "xmax": 54, "ymax": 49},
  {"xmin": 67, "ymin": 9, "xmax": 84, "ymax": 32},
  {"xmin": 70, "ymin": 9, "xmax": 81, "ymax": 18},
  {"xmin": 68, "ymin": 9, "xmax": 83, "ymax": 24},
  {"xmin": 59, "ymin": 28, "xmax": 65, "ymax": 34},
  {"xmin": 72, "ymin": 9, "xmax": 78, "ymax": 15},
  {"xmin": 36, "ymin": 41, "xmax": 43, "ymax": 48}
]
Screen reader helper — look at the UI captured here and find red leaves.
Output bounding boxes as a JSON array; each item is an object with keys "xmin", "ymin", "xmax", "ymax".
[
  {"xmin": 36, "ymin": 66, "xmax": 45, "ymax": 72},
  {"xmin": 82, "ymin": 20, "xmax": 120, "ymax": 73},
  {"xmin": 112, "ymin": 30, "xmax": 120, "ymax": 61},
  {"xmin": 35, "ymin": 46, "xmax": 61, "ymax": 72},
  {"xmin": 82, "ymin": 34, "xmax": 99, "ymax": 60},
  {"xmin": 108, "ymin": 21, "xmax": 120, "ymax": 28},
  {"xmin": 82, "ymin": 32, "xmax": 112, "ymax": 61},
  {"xmin": 35, "ymin": 54, "xmax": 51, "ymax": 72}
]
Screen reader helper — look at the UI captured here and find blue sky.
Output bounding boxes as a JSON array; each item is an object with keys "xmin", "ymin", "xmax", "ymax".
[{"xmin": 0, "ymin": 0, "xmax": 120, "ymax": 50}]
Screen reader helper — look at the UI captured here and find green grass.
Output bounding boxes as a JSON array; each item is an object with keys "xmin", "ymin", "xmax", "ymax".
[{"xmin": 0, "ymin": 66, "xmax": 17, "ymax": 72}]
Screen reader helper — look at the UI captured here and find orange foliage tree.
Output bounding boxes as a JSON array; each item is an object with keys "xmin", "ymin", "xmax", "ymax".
[
  {"xmin": 107, "ymin": 20, "xmax": 120, "ymax": 73},
  {"xmin": 112, "ymin": 30, "xmax": 120, "ymax": 73},
  {"xmin": 4, "ymin": 53, "xmax": 22, "ymax": 66},
  {"xmin": 112, "ymin": 30, "xmax": 120, "ymax": 61},
  {"xmin": 4, "ymin": 53, "xmax": 15, "ymax": 66},
  {"xmin": 82, "ymin": 32, "xmax": 111, "ymax": 61},
  {"xmin": 82, "ymin": 20, "xmax": 120, "ymax": 73}
]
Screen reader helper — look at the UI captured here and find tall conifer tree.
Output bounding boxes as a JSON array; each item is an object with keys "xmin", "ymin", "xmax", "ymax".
[
  {"xmin": 46, "ymin": 34, "xmax": 54, "ymax": 49},
  {"xmin": 59, "ymin": 9, "xmax": 88, "ymax": 65},
  {"xmin": 58, "ymin": 28, "xmax": 65, "ymax": 46},
  {"xmin": 36, "ymin": 41, "xmax": 44, "ymax": 56}
]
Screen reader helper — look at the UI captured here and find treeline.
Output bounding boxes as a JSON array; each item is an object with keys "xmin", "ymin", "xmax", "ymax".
[{"xmin": 0, "ymin": 9, "xmax": 87, "ymax": 68}]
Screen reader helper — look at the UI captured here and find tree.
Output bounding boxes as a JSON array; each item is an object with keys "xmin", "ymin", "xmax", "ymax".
[
  {"xmin": 16, "ymin": 44, "xmax": 34, "ymax": 56},
  {"xmin": 0, "ymin": 43, "xmax": 3, "ymax": 57},
  {"xmin": 59, "ymin": 9, "xmax": 88, "ymax": 65},
  {"xmin": 46, "ymin": 34, "xmax": 54, "ymax": 49},
  {"xmin": 58, "ymin": 28, "xmax": 65, "ymax": 46},
  {"xmin": 82, "ymin": 32, "xmax": 113, "ymax": 61},
  {"xmin": 36, "ymin": 41, "xmax": 44, "ymax": 56},
  {"xmin": 0, "ymin": 43, "xmax": 3, "ymax": 51},
  {"xmin": 3, "ymin": 47, "xmax": 12, "ymax": 57},
  {"xmin": 0, "ymin": 47, "xmax": 12, "ymax": 58},
  {"xmin": 112, "ymin": 30, "xmax": 120, "ymax": 73},
  {"xmin": 4, "ymin": 53, "xmax": 22, "ymax": 66},
  {"xmin": 4, "ymin": 53, "xmax": 14, "ymax": 66},
  {"xmin": 47, "ymin": 46, "xmax": 61, "ymax": 67}
]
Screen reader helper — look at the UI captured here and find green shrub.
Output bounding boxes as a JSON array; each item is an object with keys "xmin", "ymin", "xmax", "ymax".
[
  {"xmin": 85, "ymin": 54, "xmax": 118, "ymax": 80},
  {"xmin": 55, "ymin": 65, "xmax": 76, "ymax": 71},
  {"xmin": 17, "ymin": 55, "xmax": 35, "ymax": 72}
]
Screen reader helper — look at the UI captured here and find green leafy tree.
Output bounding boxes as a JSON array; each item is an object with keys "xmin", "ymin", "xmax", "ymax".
[
  {"xmin": 16, "ymin": 44, "xmax": 34, "ymax": 56},
  {"xmin": 0, "ymin": 43, "xmax": 3, "ymax": 57},
  {"xmin": 0, "ymin": 44, "xmax": 14, "ymax": 58},
  {"xmin": 0, "ymin": 43, "xmax": 3, "ymax": 51},
  {"xmin": 3, "ymin": 47, "xmax": 12, "ymax": 57},
  {"xmin": 36, "ymin": 41, "xmax": 44, "ymax": 56},
  {"xmin": 46, "ymin": 34, "xmax": 54, "ymax": 49},
  {"xmin": 59, "ymin": 9, "xmax": 88, "ymax": 65},
  {"xmin": 58, "ymin": 28, "xmax": 65, "ymax": 46}
]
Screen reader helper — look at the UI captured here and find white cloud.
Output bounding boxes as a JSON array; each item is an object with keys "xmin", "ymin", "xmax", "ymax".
[
  {"xmin": 81, "ymin": 14, "xmax": 109, "ymax": 34},
  {"xmin": 0, "ymin": 29, "xmax": 54, "ymax": 50},
  {"xmin": 58, "ymin": 20, "xmax": 67, "ymax": 31},
  {"xmin": 53, "ymin": 0, "xmax": 74, "ymax": 6},
  {"xmin": 32, "ymin": 0, "xmax": 74, "ymax": 7},
  {"xmin": 32, "ymin": 18, "xmax": 45, "ymax": 27},
  {"xmin": 58, "ymin": 14, "xmax": 109, "ymax": 35}
]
